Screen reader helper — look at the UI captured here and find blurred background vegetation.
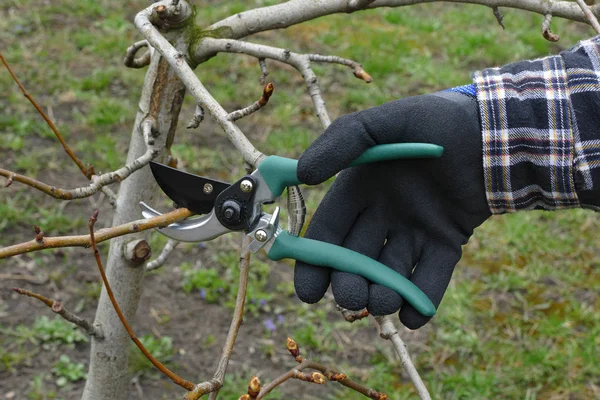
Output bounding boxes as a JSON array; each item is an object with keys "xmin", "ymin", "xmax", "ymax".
[{"xmin": 0, "ymin": 0, "xmax": 598, "ymax": 399}]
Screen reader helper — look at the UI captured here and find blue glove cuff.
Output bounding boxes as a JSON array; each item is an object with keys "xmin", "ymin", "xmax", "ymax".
[{"xmin": 444, "ymin": 83, "xmax": 476, "ymax": 98}]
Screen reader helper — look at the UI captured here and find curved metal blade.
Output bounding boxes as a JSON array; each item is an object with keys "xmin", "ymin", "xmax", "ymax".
[
  {"xmin": 139, "ymin": 202, "xmax": 230, "ymax": 242},
  {"xmin": 150, "ymin": 161, "xmax": 231, "ymax": 215}
]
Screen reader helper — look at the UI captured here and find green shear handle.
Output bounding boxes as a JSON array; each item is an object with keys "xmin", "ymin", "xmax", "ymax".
[
  {"xmin": 257, "ymin": 142, "xmax": 444, "ymax": 317},
  {"xmin": 258, "ymin": 143, "xmax": 444, "ymax": 197},
  {"xmin": 268, "ymin": 232, "xmax": 437, "ymax": 317}
]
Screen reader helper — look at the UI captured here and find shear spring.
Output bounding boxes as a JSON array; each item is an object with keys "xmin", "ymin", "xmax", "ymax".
[{"xmin": 286, "ymin": 185, "xmax": 306, "ymax": 237}]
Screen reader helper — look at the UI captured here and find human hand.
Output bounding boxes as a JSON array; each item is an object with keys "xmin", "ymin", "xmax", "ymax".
[{"xmin": 294, "ymin": 91, "xmax": 491, "ymax": 329}]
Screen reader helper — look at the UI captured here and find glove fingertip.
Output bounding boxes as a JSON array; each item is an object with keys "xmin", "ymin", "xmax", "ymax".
[
  {"xmin": 399, "ymin": 305, "xmax": 433, "ymax": 330},
  {"xmin": 367, "ymin": 285, "xmax": 404, "ymax": 316},
  {"xmin": 294, "ymin": 261, "xmax": 330, "ymax": 304}
]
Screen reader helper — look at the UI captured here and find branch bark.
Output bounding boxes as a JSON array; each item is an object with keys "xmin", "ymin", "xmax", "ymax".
[
  {"xmin": 0, "ymin": 207, "xmax": 192, "ymax": 259},
  {"xmin": 13, "ymin": 287, "xmax": 103, "ymax": 339}
]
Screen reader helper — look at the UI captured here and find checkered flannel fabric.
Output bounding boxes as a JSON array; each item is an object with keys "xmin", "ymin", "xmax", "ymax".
[{"xmin": 472, "ymin": 36, "xmax": 600, "ymax": 214}]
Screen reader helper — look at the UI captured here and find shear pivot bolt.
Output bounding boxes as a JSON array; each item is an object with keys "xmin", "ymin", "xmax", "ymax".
[
  {"xmin": 255, "ymin": 229, "xmax": 267, "ymax": 242},
  {"xmin": 203, "ymin": 183, "xmax": 213, "ymax": 194},
  {"xmin": 240, "ymin": 180, "xmax": 253, "ymax": 193}
]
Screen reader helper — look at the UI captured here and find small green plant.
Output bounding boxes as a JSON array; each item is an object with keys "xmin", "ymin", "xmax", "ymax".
[
  {"xmin": 33, "ymin": 316, "xmax": 88, "ymax": 347},
  {"xmin": 28, "ymin": 373, "xmax": 58, "ymax": 400},
  {"xmin": 51, "ymin": 354, "xmax": 87, "ymax": 387},
  {"xmin": 129, "ymin": 334, "xmax": 174, "ymax": 374},
  {"xmin": 180, "ymin": 250, "xmax": 276, "ymax": 317}
]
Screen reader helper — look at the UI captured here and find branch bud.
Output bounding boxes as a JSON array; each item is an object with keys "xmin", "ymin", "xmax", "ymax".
[
  {"xmin": 238, "ymin": 395, "xmax": 251, "ymax": 400},
  {"xmin": 248, "ymin": 376, "xmax": 261, "ymax": 398},
  {"xmin": 286, "ymin": 337, "xmax": 300, "ymax": 360}
]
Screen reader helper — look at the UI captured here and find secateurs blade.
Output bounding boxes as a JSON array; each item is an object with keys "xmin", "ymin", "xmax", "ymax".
[{"xmin": 141, "ymin": 143, "xmax": 445, "ymax": 317}]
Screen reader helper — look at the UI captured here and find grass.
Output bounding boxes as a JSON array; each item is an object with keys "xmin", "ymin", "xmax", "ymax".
[{"xmin": 1, "ymin": 0, "xmax": 599, "ymax": 399}]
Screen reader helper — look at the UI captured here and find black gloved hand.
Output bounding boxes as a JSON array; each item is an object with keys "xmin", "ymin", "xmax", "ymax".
[{"xmin": 294, "ymin": 91, "xmax": 491, "ymax": 329}]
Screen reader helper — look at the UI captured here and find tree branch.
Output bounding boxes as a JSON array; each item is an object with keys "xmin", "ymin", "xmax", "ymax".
[
  {"xmin": 13, "ymin": 287, "xmax": 103, "ymax": 339},
  {"xmin": 134, "ymin": 1, "xmax": 265, "ymax": 167},
  {"xmin": 253, "ymin": 338, "xmax": 388, "ymax": 399},
  {"xmin": 0, "ymin": 51, "xmax": 93, "ymax": 178},
  {"xmin": 0, "ymin": 116, "xmax": 159, "ymax": 202},
  {"xmin": 0, "ymin": 207, "xmax": 193, "ymax": 259},
  {"xmin": 88, "ymin": 210, "xmax": 195, "ymax": 391},
  {"xmin": 188, "ymin": 235, "xmax": 253, "ymax": 400},
  {"xmin": 227, "ymin": 83, "xmax": 275, "ymax": 122},
  {"xmin": 124, "ymin": 40, "xmax": 152, "ymax": 69},
  {"xmin": 375, "ymin": 316, "xmax": 431, "ymax": 400},
  {"xmin": 542, "ymin": 13, "xmax": 560, "ymax": 42},
  {"xmin": 200, "ymin": 38, "xmax": 333, "ymax": 128},
  {"xmin": 146, "ymin": 238, "xmax": 180, "ymax": 271},
  {"xmin": 197, "ymin": 0, "xmax": 599, "ymax": 63},
  {"xmin": 575, "ymin": 0, "xmax": 600, "ymax": 34}
]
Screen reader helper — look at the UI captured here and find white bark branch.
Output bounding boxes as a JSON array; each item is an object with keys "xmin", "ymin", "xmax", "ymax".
[
  {"xmin": 375, "ymin": 316, "xmax": 431, "ymax": 400},
  {"xmin": 146, "ymin": 238, "xmax": 180, "ymax": 271},
  {"xmin": 201, "ymin": 0, "xmax": 598, "ymax": 56},
  {"xmin": 575, "ymin": 0, "xmax": 600, "ymax": 34},
  {"xmin": 201, "ymin": 38, "xmax": 331, "ymax": 128},
  {"xmin": 134, "ymin": 1, "xmax": 265, "ymax": 167}
]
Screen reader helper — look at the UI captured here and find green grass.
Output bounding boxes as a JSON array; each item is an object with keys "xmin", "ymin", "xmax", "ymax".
[{"xmin": 1, "ymin": 0, "xmax": 599, "ymax": 399}]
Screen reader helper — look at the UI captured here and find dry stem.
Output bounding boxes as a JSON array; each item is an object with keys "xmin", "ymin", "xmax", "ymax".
[
  {"xmin": 0, "ymin": 207, "xmax": 193, "ymax": 259},
  {"xmin": 188, "ymin": 235, "xmax": 253, "ymax": 400},
  {"xmin": 0, "ymin": 51, "xmax": 93, "ymax": 178},
  {"xmin": 13, "ymin": 287, "xmax": 103, "ymax": 339},
  {"xmin": 88, "ymin": 210, "xmax": 195, "ymax": 391}
]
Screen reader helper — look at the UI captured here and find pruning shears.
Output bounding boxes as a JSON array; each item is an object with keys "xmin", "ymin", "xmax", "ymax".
[{"xmin": 140, "ymin": 143, "xmax": 443, "ymax": 317}]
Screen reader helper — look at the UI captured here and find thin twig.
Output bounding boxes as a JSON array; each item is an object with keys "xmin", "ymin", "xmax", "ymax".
[
  {"xmin": 375, "ymin": 316, "xmax": 431, "ymax": 400},
  {"xmin": 307, "ymin": 54, "xmax": 372, "ymax": 83},
  {"xmin": 542, "ymin": 14, "xmax": 560, "ymax": 42},
  {"xmin": 146, "ymin": 239, "xmax": 180, "ymax": 271},
  {"xmin": 124, "ymin": 40, "xmax": 152, "ymax": 69},
  {"xmin": 575, "ymin": 0, "xmax": 600, "ymax": 33},
  {"xmin": 0, "ymin": 119, "xmax": 159, "ymax": 200},
  {"xmin": 200, "ymin": 38, "xmax": 332, "ymax": 128},
  {"xmin": 0, "ymin": 207, "xmax": 193, "ymax": 259},
  {"xmin": 492, "ymin": 6, "xmax": 505, "ymax": 29},
  {"xmin": 227, "ymin": 83, "xmax": 275, "ymax": 121},
  {"xmin": 13, "ymin": 287, "xmax": 103, "ymax": 339},
  {"xmin": 88, "ymin": 210, "xmax": 195, "ymax": 391},
  {"xmin": 191, "ymin": 235, "xmax": 253, "ymax": 400},
  {"xmin": 258, "ymin": 58, "xmax": 269, "ymax": 85},
  {"xmin": 0, "ymin": 52, "xmax": 93, "ymax": 178},
  {"xmin": 336, "ymin": 305, "xmax": 370, "ymax": 322},
  {"xmin": 255, "ymin": 338, "xmax": 387, "ymax": 399},
  {"xmin": 187, "ymin": 105, "xmax": 205, "ymax": 129}
]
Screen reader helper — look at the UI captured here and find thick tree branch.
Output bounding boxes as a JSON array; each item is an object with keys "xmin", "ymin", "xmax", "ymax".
[
  {"xmin": 0, "ymin": 208, "xmax": 193, "ymax": 259},
  {"xmin": 0, "ymin": 51, "xmax": 93, "ymax": 178},
  {"xmin": 205, "ymin": 0, "xmax": 599, "ymax": 45},
  {"xmin": 13, "ymin": 287, "xmax": 103, "ymax": 339},
  {"xmin": 134, "ymin": 1, "xmax": 265, "ymax": 167},
  {"xmin": 375, "ymin": 316, "xmax": 431, "ymax": 400}
]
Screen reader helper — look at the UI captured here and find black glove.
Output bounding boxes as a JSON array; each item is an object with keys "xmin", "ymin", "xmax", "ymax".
[{"xmin": 294, "ymin": 91, "xmax": 491, "ymax": 329}]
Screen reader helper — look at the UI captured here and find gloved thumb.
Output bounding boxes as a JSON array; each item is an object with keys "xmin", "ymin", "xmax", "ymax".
[{"xmin": 297, "ymin": 113, "xmax": 376, "ymax": 185}]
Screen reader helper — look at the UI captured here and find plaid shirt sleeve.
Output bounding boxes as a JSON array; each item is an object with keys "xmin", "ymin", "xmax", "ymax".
[{"xmin": 472, "ymin": 36, "xmax": 600, "ymax": 214}]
